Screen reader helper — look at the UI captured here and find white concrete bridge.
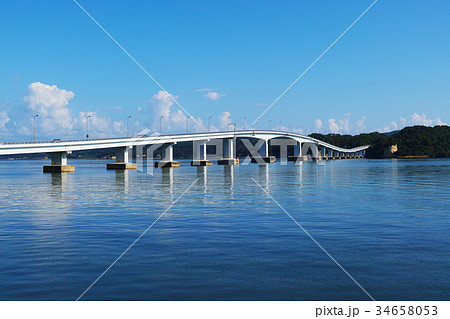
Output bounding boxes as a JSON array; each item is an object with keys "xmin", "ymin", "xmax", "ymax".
[{"xmin": 0, "ymin": 130, "xmax": 369, "ymax": 172}]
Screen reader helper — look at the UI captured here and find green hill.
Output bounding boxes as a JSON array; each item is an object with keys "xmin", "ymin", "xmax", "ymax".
[{"xmin": 310, "ymin": 125, "xmax": 450, "ymax": 158}]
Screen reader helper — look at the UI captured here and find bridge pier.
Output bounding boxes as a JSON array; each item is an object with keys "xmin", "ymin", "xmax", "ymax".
[
  {"xmin": 251, "ymin": 139, "xmax": 276, "ymax": 164},
  {"xmin": 155, "ymin": 143, "xmax": 180, "ymax": 168},
  {"xmin": 327, "ymin": 149, "xmax": 334, "ymax": 160},
  {"xmin": 218, "ymin": 138, "xmax": 239, "ymax": 165},
  {"xmin": 320, "ymin": 147, "xmax": 326, "ymax": 159},
  {"xmin": 305, "ymin": 143, "xmax": 321, "ymax": 161},
  {"xmin": 43, "ymin": 151, "xmax": 75, "ymax": 173},
  {"xmin": 288, "ymin": 142, "xmax": 307, "ymax": 163},
  {"xmin": 107, "ymin": 146, "xmax": 137, "ymax": 170},
  {"xmin": 192, "ymin": 140, "xmax": 212, "ymax": 166}
]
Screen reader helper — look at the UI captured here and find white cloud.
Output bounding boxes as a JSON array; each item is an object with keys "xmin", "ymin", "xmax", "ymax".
[
  {"xmin": 410, "ymin": 113, "xmax": 433, "ymax": 126},
  {"xmin": 381, "ymin": 113, "xmax": 446, "ymax": 132},
  {"xmin": 0, "ymin": 111, "xmax": 10, "ymax": 131},
  {"xmin": 328, "ymin": 113, "xmax": 351, "ymax": 133},
  {"xmin": 76, "ymin": 111, "xmax": 123, "ymax": 138},
  {"xmin": 147, "ymin": 91, "xmax": 209, "ymax": 133},
  {"xmin": 313, "ymin": 118, "xmax": 322, "ymax": 132},
  {"xmin": 23, "ymin": 82, "xmax": 75, "ymax": 135},
  {"xmin": 356, "ymin": 116, "xmax": 367, "ymax": 133},
  {"xmin": 203, "ymin": 91, "xmax": 225, "ymax": 101},
  {"xmin": 195, "ymin": 88, "xmax": 225, "ymax": 101},
  {"xmin": 113, "ymin": 121, "xmax": 125, "ymax": 135},
  {"xmin": 0, "ymin": 82, "xmax": 127, "ymax": 139},
  {"xmin": 328, "ymin": 119, "xmax": 339, "ymax": 133},
  {"xmin": 218, "ymin": 111, "xmax": 231, "ymax": 130}
]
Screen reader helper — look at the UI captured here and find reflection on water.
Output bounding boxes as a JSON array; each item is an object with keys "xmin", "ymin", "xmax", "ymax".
[
  {"xmin": 258, "ymin": 164, "xmax": 270, "ymax": 188},
  {"xmin": 223, "ymin": 165, "xmax": 234, "ymax": 187},
  {"xmin": 161, "ymin": 167, "xmax": 174, "ymax": 195},
  {"xmin": 197, "ymin": 166, "xmax": 207, "ymax": 192},
  {"xmin": 115, "ymin": 170, "xmax": 129, "ymax": 193},
  {"xmin": 0, "ymin": 159, "xmax": 448, "ymax": 301},
  {"xmin": 50, "ymin": 172, "xmax": 68, "ymax": 195}
]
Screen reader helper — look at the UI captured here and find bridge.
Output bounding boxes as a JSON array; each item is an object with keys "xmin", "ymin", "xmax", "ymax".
[{"xmin": 0, "ymin": 130, "xmax": 369, "ymax": 172}]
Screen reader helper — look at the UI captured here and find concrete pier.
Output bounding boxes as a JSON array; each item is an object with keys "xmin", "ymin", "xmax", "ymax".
[
  {"xmin": 191, "ymin": 160, "xmax": 212, "ymax": 166},
  {"xmin": 107, "ymin": 146, "xmax": 137, "ymax": 170},
  {"xmin": 287, "ymin": 142, "xmax": 307, "ymax": 163},
  {"xmin": 191, "ymin": 140, "xmax": 212, "ymax": 166},
  {"xmin": 218, "ymin": 138, "xmax": 239, "ymax": 165},
  {"xmin": 44, "ymin": 152, "xmax": 75, "ymax": 173},
  {"xmin": 155, "ymin": 160, "xmax": 180, "ymax": 168},
  {"xmin": 107, "ymin": 162, "xmax": 137, "ymax": 170},
  {"xmin": 288, "ymin": 156, "xmax": 307, "ymax": 162},
  {"xmin": 251, "ymin": 140, "xmax": 276, "ymax": 164},
  {"xmin": 251, "ymin": 156, "xmax": 276, "ymax": 163},
  {"xmin": 218, "ymin": 158, "xmax": 239, "ymax": 165},
  {"xmin": 155, "ymin": 143, "xmax": 180, "ymax": 168}
]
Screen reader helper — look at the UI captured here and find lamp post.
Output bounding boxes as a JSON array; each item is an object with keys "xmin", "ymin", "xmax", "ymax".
[
  {"xmin": 86, "ymin": 115, "xmax": 91, "ymax": 139},
  {"xmin": 186, "ymin": 116, "xmax": 190, "ymax": 133},
  {"xmin": 127, "ymin": 115, "xmax": 131, "ymax": 137},
  {"xmin": 208, "ymin": 116, "xmax": 212, "ymax": 132},
  {"xmin": 33, "ymin": 114, "xmax": 38, "ymax": 142},
  {"xmin": 160, "ymin": 115, "xmax": 164, "ymax": 134},
  {"xmin": 227, "ymin": 116, "xmax": 230, "ymax": 131},
  {"xmin": 269, "ymin": 120, "xmax": 272, "ymax": 130},
  {"xmin": 242, "ymin": 117, "xmax": 246, "ymax": 130}
]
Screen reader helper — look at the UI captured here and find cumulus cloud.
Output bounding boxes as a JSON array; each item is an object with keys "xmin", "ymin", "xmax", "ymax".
[
  {"xmin": 356, "ymin": 116, "xmax": 367, "ymax": 133},
  {"xmin": 23, "ymin": 82, "xmax": 75, "ymax": 135},
  {"xmin": 410, "ymin": 113, "xmax": 434, "ymax": 126},
  {"xmin": 313, "ymin": 119, "xmax": 322, "ymax": 132},
  {"xmin": 381, "ymin": 113, "xmax": 446, "ymax": 132},
  {"xmin": 147, "ymin": 91, "xmax": 211, "ymax": 133},
  {"xmin": 218, "ymin": 111, "xmax": 231, "ymax": 130},
  {"xmin": 75, "ymin": 111, "xmax": 125, "ymax": 138},
  {"xmin": 0, "ymin": 111, "xmax": 10, "ymax": 131},
  {"xmin": 0, "ymin": 82, "xmax": 127, "ymax": 139},
  {"xmin": 328, "ymin": 113, "xmax": 351, "ymax": 133}
]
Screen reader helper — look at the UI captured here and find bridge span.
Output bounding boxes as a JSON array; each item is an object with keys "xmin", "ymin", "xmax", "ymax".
[{"xmin": 0, "ymin": 130, "xmax": 369, "ymax": 172}]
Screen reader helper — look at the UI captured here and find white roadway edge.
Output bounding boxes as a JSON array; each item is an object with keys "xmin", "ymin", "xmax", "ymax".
[{"xmin": 0, "ymin": 130, "xmax": 370, "ymax": 155}]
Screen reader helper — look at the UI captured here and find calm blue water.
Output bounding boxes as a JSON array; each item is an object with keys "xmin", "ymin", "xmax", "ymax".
[{"xmin": 0, "ymin": 158, "xmax": 448, "ymax": 301}]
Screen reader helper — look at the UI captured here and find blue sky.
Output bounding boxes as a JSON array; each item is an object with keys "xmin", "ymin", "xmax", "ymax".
[{"xmin": 0, "ymin": 0, "xmax": 449, "ymax": 140}]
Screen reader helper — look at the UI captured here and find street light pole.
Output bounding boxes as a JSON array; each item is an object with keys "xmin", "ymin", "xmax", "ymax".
[
  {"xmin": 269, "ymin": 120, "xmax": 272, "ymax": 130},
  {"xmin": 242, "ymin": 117, "xmax": 246, "ymax": 130},
  {"xmin": 86, "ymin": 115, "xmax": 91, "ymax": 139},
  {"xmin": 127, "ymin": 115, "xmax": 131, "ymax": 137},
  {"xmin": 33, "ymin": 114, "xmax": 38, "ymax": 142},
  {"xmin": 186, "ymin": 116, "xmax": 190, "ymax": 133},
  {"xmin": 208, "ymin": 116, "xmax": 212, "ymax": 132},
  {"xmin": 160, "ymin": 115, "xmax": 164, "ymax": 134},
  {"xmin": 227, "ymin": 116, "xmax": 230, "ymax": 131}
]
